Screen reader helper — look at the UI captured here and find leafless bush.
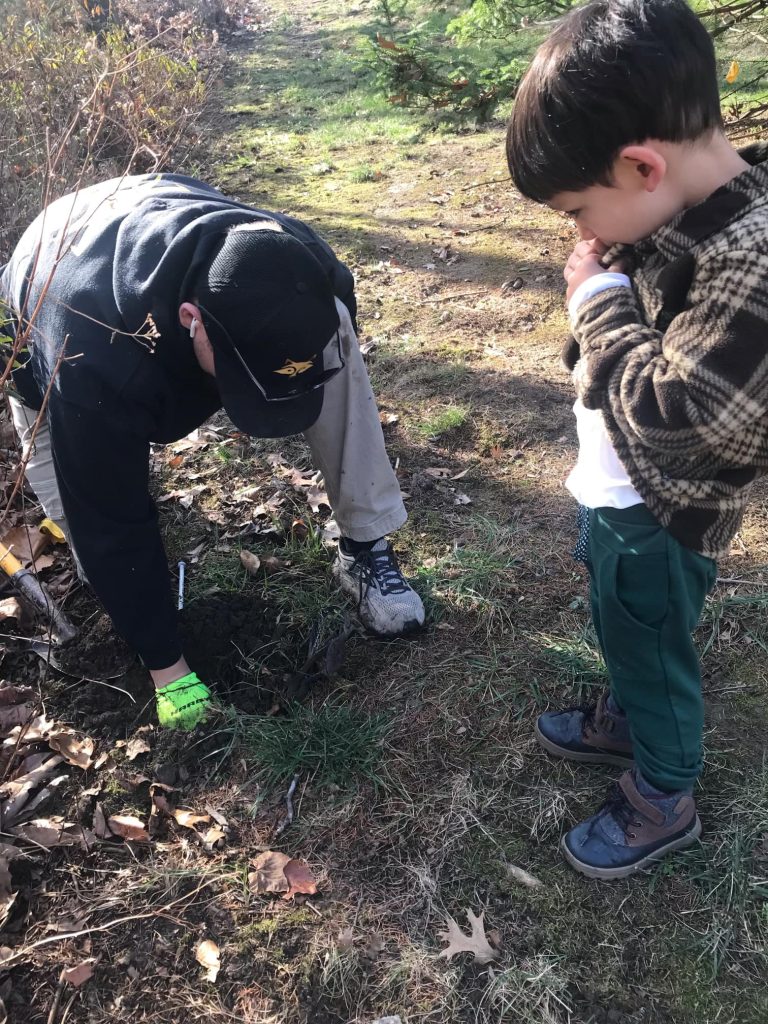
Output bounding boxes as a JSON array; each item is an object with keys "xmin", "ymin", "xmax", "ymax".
[{"xmin": 0, "ymin": 0, "xmax": 223, "ymax": 262}]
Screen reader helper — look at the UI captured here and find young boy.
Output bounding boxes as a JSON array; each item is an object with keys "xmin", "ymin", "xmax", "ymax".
[{"xmin": 506, "ymin": 0, "xmax": 768, "ymax": 879}]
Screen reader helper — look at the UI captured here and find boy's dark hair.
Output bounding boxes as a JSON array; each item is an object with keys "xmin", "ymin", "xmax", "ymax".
[{"xmin": 507, "ymin": 0, "xmax": 722, "ymax": 202}]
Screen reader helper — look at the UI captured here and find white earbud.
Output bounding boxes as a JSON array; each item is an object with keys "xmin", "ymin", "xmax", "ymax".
[{"xmin": 189, "ymin": 317, "xmax": 199, "ymax": 339}]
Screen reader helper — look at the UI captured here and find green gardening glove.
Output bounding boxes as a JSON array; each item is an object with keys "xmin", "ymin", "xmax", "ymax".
[{"xmin": 155, "ymin": 672, "xmax": 212, "ymax": 731}]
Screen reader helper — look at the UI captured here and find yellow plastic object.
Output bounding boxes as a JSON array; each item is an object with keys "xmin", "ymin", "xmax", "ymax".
[
  {"xmin": 726, "ymin": 60, "xmax": 740, "ymax": 84},
  {"xmin": 0, "ymin": 542, "xmax": 23, "ymax": 579},
  {"xmin": 40, "ymin": 519, "xmax": 66, "ymax": 544}
]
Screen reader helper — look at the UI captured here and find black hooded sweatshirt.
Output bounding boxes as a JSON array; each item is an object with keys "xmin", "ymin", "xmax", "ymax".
[{"xmin": 0, "ymin": 174, "xmax": 355, "ymax": 669}]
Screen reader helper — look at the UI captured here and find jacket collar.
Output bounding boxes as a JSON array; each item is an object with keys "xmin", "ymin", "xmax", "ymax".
[{"xmin": 651, "ymin": 141, "xmax": 768, "ymax": 260}]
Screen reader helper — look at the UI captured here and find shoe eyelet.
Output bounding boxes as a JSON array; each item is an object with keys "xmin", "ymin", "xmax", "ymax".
[{"xmin": 627, "ymin": 832, "xmax": 636, "ymax": 840}]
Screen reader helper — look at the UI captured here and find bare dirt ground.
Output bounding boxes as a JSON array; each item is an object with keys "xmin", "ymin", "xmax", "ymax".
[{"xmin": 2, "ymin": 2, "xmax": 768, "ymax": 1022}]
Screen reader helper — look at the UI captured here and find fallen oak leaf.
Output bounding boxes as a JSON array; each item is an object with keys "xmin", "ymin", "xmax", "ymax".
[
  {"xmin": 438, "ymin": 909, "xmax": 498, "ymax": 964},
  {"xmin": 305, "ymin": 485, "xmax": 330, "ymax": 514},
  {"xmin": 48, "ymin": 729, "xmax": 95, "ymax": 770},
  {"xmin": 282, "ymin": 858, "xmax": 318, "ymax": 900},
  {"xmin": 124, "ymin": 733, "xmax": 151, "ymax": 761},
  {"xmin": 195, "ymin": 939, "xmax": 220, "ymax": 982}
]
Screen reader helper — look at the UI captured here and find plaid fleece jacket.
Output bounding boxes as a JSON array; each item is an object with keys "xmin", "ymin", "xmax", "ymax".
[{"xmin": 567, "ymin": 142, "xmax": 768, "ymax": 560}]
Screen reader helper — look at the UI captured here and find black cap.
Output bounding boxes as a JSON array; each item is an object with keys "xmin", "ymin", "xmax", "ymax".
[{"xmin": 195, "ymin": 226, "xmax": 341, "ymax": 437}]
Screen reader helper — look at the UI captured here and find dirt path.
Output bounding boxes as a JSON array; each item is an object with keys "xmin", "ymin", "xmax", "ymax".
[{"xmin": 6, "ymin": 2, "xmax": 768, "ymax": 1022}]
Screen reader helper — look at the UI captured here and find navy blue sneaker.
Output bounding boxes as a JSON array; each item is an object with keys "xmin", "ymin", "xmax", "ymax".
[
  {"xmin": 561, "ymin": 770, "xmax": 701, "ymax": 880},
  {"xmin": 535, "ymin": 692, "xmax": 634, "ymax": 768}
]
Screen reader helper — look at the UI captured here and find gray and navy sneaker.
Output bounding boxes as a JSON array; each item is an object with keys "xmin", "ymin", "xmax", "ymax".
[
  {"xmin": 333, "ymin": 539, "xmax": 425, "ymax": 637},
  {"xmin": 561, "ymin": 770, "xmax": 701, "ymax": 880},
  {"xmin": 535, "ymin": 692, "xmax": 634, "ymax": 768}
]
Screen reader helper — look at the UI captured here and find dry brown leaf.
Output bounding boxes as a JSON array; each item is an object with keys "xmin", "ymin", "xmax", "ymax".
[
  {"xmin": 0, "ymin": 525, "xmax": 49, "ymax": 566},
  {"xmin": 106, "ymin": 814, "xmax": 149, "ymax": 842},
  {"xmin": 239, "ymin": 550, "xmax": 261, "ymax": 575},
  {"xmin": 11, "ymin": 819, "xmax": 79, "ymax": 849},
  {"xmin": 92, "ymin": 803, "xmax": 110, "ymax": 839},
  {"xmin": 261, "ymin": 556, "xmax": 286, "ymax": 575},
  {"xmin": 438, "ymin": 909, "xmax": 498, "ymax": 964},
  {"xmin": 62, "ymin": 960, "xmax": 95, "ymax": 987},
  {"xmin": 282, "ymin": 858, "xmax": 318, "ymax": 900},
  {"xmin": 195, "ymin": 939, "xmax": 220, "ymax": 982},
  {"xmin": 291, "ymin": 519, "xmax": 309, "ymax": 542},
  {"xmin": 379, "ymin": 412, "xmax": 399, "ymax": 427},
  {"xmin": 0, "ymin": 598, "xmax": 22, "ymax": 622},
  {"xmin": 305, "ymin": 485, "xmax": 330, "ymax": 514},
  {"xmin": 0, "ymin": 684, "xmax": 36, "ymax": 706},
  {"xmin": 5, "ymin": 713, "xmax": 54, "ymax": 746},
  {"xmin": 248, "ymin": 850, "xmax": 291, "ymax": 894},
  {"xmin": 504, "ymin": 863, "xmax": 543, "ymax": 889},
  {"xmin": 0, "ymin": 855, "xmax": 17, "ymax": 931},
  {"xmin": 424, "ymin": 467, "xmax": 451, "ymax": 479},
  {"xmin": 201, "ymin": 825, "xmax": 226, "ymax": 850},
  {"xmin": 124, "ymin": 734, "xmax": 152, "ymax": 761},
  {"xmin": 173, "ymin": 808, "xmax": 211, "ymax": 831},
  {"xmin": 1, "ymin": 753, "xmax": 64, "ymax": 824},
  {"xmin": 48, "ymin": 729, "xmax": 95, "ymax": 770},
  {"xmin": 204, "ymin": 805, "xmax": 229, "ymax": 827},
  {"xmin": 453, "ymin": 491, "xmax": 472, "ymax": 506},
  {"xmin": 0, "ymin": 703, "xmax": 36, "ymax": 733}
]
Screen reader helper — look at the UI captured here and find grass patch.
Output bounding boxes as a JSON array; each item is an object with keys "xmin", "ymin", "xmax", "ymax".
[
  {"xmin": 349, "ymin": 163, "xmax": 380, "ymax": 183},
  {"xmin": 416, "ymin": 404, "xmax": 470, "ymax": 440},
  {"xmin": 414, "ymin": 515, "xmax": 522, "ymax": 629},
  {"xmin": 238, "ymin": 700, "xmax": 392, "ymax": 788},
  {"xmin": 530, "ymin": 624, "xmax": 606, "ymax": 698}
]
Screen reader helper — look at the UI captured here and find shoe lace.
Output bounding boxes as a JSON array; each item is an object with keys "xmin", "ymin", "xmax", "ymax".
[
  {"xmin": 352, "ymin": 545, "xmax": 409, "ymax": 601},
  {"xmin": 586, "ymin": 782, "xmax": 640, "ymax": 840}
]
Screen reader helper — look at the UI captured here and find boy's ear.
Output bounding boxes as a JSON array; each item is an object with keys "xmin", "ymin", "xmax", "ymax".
[{"xmin": 615, "ymin": 144, "xmax": 667, "ymax": 193}]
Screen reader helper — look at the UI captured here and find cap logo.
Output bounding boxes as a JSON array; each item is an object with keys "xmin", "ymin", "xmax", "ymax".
[{"xmin": 274, "ymin": 357, "xmax": 315, "ymax": 377}]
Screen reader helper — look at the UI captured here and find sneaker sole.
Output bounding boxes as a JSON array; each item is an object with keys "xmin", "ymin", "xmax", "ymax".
[
  {"xmin": 535, "ymin": 721, "xmax": 635, "ymax": 768},
  {"xmin": 560, "ymin": 815, "xmax": 702, "ymax": 880}
]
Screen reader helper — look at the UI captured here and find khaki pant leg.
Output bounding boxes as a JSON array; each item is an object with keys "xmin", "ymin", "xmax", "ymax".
[{"xmin": 303, "ymin": 299, "xmax": 406, "ymax": 542}]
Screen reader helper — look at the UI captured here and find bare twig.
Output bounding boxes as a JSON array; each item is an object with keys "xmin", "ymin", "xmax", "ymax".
[
  {"xmin": 1, "ymin": 877, "xmax": 217, "ymax": 969},
  {"xmin": 274, "ymin": 773, "xmax": 300, "ymax": 837},
  {"xmin": 45, "ymin": 975, "xmax": 65, "ymax": 1024},
  {"xmin": 419, "ymin": 290, "xmax": 484, "ymax": 305}
]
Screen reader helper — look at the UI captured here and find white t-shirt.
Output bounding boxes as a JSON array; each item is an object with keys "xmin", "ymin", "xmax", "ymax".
[{"xmin": 565, "ymin": 273, "xmax": 643, "ymax": 510}]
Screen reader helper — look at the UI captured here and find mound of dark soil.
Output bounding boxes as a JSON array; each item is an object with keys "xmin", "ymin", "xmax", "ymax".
[
  {"xmin": 54, "ymin": 612, "xmax": 135, "ymax": 678},
  {"xmin": 179, "ymin": 592, "xmax": 281, "ymax": 713}
]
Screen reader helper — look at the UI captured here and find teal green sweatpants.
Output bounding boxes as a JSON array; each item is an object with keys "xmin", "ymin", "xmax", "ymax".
[{"xmin": 588, "ymin": 505, "xmax": 717, "ymax": 792}]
